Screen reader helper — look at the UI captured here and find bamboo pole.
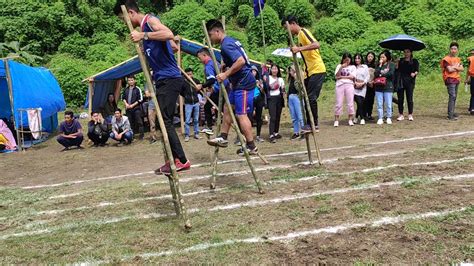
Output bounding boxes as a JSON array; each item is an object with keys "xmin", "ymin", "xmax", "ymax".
[
  {"xmin": 257, "ymin": 0, "xmax": 267, "ymax": 61},
  {"xmin": 88, "ymin": 81, "xmax": 93, "ymax": 115},
  {"xmin": 177, "ymin": 39, "xmax": 185, "ymax": 136},
  {"xmin": 285, "ymin": 22, "xmax": 322, "ymax": 165},
  {"xmin": 202, "ymin": 21, "xmax": 264, "ymax": 193},
  {"xmin": 179, "ymin": 67, "xmax": 218, "ymax": 109},
  {"xmin": 4, "ymin": 59, "xmax": 22, "ymax": 152},
  {"xmin": 121, "ymin": 5, "xmax": 191, "ymax": 229}
]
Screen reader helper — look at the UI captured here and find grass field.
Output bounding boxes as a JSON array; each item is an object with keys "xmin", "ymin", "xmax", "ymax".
[{"xmin": 1, "ymin": 72, "xmax": 473, "ymax": 263}]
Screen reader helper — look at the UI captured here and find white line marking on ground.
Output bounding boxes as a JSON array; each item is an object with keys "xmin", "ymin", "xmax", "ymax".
[
  {"xmin": 2, "ymin": 172, "xmax": 471, "ymax": 240},
  {"xmin": 78, "ymin": 207, "xmax": 467, "ymax": 263},
  {"xmin": 18, "ymin": 130, "xmax": 474, "ymax": 190}
]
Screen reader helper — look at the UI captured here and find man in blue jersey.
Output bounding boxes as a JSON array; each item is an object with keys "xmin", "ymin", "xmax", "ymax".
[
  {"xmin": 205, "ymin": 19, "xmax": 258, "ymax": 155},
  {"xmin": 114, "ymin": 0, "xmax": 190, "ymax": 174}
]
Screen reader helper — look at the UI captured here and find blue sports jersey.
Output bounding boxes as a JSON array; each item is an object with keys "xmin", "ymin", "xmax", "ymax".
[
  {"xmin": 141, "ymin": 14, "xmax": 181, "ymax": 81},
  {"xmin": 220, "ymin": 36, "xmax": 255, "ymax": 90},
  {"xmin": 204, "ymin": 59, "xmax": 229, "ymax": 93}
]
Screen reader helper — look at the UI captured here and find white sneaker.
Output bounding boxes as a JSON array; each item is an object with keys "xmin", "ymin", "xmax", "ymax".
[
  {"xmin": 397, "ymin": 115, "xmax": 404, "ymax": 121},
  {"xmin": 377, "ymin": 119, "xmax": 384, "ymax": 125},
  {"xmin": 408, "ymin": 115, "xmax": 414, "ymax": 121},
  {"xmin": 348, "ymin": 120, "xmax": 354, "ymax": 126},
  {"xmin": 207, "ymin": 137, "xmax": 229, "ymax": 148},
  {"xmin": 334, "ymin": 121, "xmax": 339, "ymax": 127},
  {"xmin": 386, "ymin": 118, "xmax": 392, "ymax": 124},
  {"xmin": 360, "ymin": 119, "xmax": 365, "ymax": 125}
]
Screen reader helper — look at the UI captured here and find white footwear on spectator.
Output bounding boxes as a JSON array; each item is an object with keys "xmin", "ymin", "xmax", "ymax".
[
  {"xmin": 386, "ymin": 118, "xmax": 393, "ymax": 124},
  {"xmin": 334, "ymin": 121, "xmax": 339, "ymax": 127},
  {"xmin": 353, "ymin": 118, "xmax": 359, "ymax": 124},
  {"xmin": 397, "ymin": 115, "xmax": 404, "ymax": 121},
  {"xmin": 377, "ymin": 119, "xmax": 384, "ymax": 125},
  {"xmin": 348, "ymin": 120, "xmax": 354, "ymax": 126},
  {"xmin": 360, "ymin": 119, "xmax": 365, "ymax": 125},
  {"xmin": 408, "ymin": 114, "xmax": 414, "ymax": 121}
]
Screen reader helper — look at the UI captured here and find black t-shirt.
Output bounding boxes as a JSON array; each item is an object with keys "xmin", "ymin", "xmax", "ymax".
[
  {"xmin": 398, "ymin": 59, "xmax": 419, "ymax": 78},
  {"xmin": 288, "ymin": 78, "xmax": 298, "ymax": 95}
]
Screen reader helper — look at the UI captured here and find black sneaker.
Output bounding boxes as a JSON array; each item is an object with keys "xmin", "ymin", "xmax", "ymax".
[
  {"xmin": 149, "ymin": 138, "xmax": 157, "ymax": 144},
  {"xmin": 290, "ymin": 133, "xmax": 300, "ymax": 140},
  {"xmin": 301, "ymin": 125, "xmax": 313, "ymax": 135},
  {"xmin": 269, "ymin": 134, "xmax": 276, "ymax": 143},
  {"xmin": 236, "ymin": 146, "xmax": 258, "ymax": 156},
  {"xmin": 274, "ymin": 133, "xmax": 282, "ymax": 139}
]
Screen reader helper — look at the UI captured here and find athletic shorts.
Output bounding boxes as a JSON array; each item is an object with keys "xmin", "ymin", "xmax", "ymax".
[{"xmin": 229, "ymin": 89, "xmax": 254, "ymax": 115}]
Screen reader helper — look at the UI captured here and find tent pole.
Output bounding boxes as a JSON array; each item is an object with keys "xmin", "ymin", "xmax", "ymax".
[
  {"xmin": 4, "ymin": 59, "xmax": 22, "ymax": 152},
  {"xmin": 121, "ymin": 5, "xmax": 191, "ymax": 229},
  {"xmin": 177, "ymin": 38, "xmax": 185, "ymax": 136},
  {"xmin": 88, "ymin": 80, "xmax": 93, "ymax": 115}
]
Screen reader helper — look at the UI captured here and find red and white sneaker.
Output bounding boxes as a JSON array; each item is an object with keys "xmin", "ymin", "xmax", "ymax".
[
  {"xmin": 155, "ymin": 161, "xmax": 170, "ymax": 175},
  {"xmin": 175, "ymin": 159, "xmax": 191, "ymax": 172}
]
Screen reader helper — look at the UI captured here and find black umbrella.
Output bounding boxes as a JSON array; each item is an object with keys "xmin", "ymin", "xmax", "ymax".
[{"xmin": 379, "ymin": 34, "xmax": 426, "ymax": 51}]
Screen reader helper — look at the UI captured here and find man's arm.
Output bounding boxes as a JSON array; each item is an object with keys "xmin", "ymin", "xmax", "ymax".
[
  {"xmin": 130, "ymin": 16, "xmax": 174, "ymax": 42},
  {"xmin": 217, "ymin": 56, "xmax": 245, "ymax": 82},
  {"xmin": 130, "ymin": 88, "xmax": 143, "ymax": 108},
  {"xmin": 292, "ymin": 41, "xmax": 320, "ymax": 53}
]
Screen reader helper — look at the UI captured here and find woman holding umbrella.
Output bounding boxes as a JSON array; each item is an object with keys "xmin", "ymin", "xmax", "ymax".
[{"xmin": 396, "ymin": 49, "xmax": 419, "ymax": 121}]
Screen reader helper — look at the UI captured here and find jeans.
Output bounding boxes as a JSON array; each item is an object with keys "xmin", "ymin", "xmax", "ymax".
[
  {"xmin": 376, "ymin": 91, "xmax": 393, "ymax": 119},
  {"xmin": 110, "ymin": 131, "xmax": 133, "ymax": 143},
  {"xmin": 185, "ymin": 103, "xmax": 200, "ymax": 136},
  {"xmin": 304, "ymin": 73, "xmax": 325, "ymax": 126},
  {"xmin": 57, "ymin": 135, "xmax": 84, "ymax": 148},
  {"xmin": 268, "ymin": 95, "xmax": 283, "ymax": 135},
  {"xmin": 447, "ymin": 83, "xmax": 458, "ymax": 118},
  {"xmin": 288, "ymin": 94, "xmax": 304, "ymax": 133}
]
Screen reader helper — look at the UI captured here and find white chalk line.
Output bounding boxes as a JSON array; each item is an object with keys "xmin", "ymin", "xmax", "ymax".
[
  {"xmin": 77, "ymin": 207, "xmax": 468, "ymax": 263},
  {"xmin": 5, "ymin": 153, "xmax": 472, "ymax": 221},
  {"xmin": 2, "ymin": 172, "xmax": 472, "ymax": 241},
  {"xmin": 17, "ymin": 130, "xmax": 474, "ymax": 191}
]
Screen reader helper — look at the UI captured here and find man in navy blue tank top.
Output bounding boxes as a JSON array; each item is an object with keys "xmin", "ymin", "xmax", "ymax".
[
  {"xmin": 114, "ymin": 0, "xmax": 190, "ymax": 174},
  {"xmin": 205, "ymin": 19, "xmax": 258, "ymax": 156}
]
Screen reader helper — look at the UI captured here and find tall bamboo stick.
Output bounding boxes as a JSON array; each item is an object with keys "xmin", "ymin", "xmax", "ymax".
[
  {"xmin": 177, "ymin": 39, "xmax": 185, "ymax": 135},
  {"xmin": 202, "ymin": 21, "xmax": 264, "ymax": 193},
  {"xmin": 285, "ymin": 21, "xmax": 322, "ymax": 165},
  {"xmin": 121, "ymin": 5, "xmax": 191, "ymax": 229}
]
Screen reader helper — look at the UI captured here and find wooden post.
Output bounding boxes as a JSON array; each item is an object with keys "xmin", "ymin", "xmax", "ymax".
[
  {"xmin": 4, "ymin": 59, "xmax": 22, "ymax": 151},
  {"xmin": 202, "ymin": 21, "xmax": 264, "ymax": 193},
  {"xmin": 285, "ymin": 21, "xmax": 322, "ymax": 165},
  {"xmin": 177, "ymin": 38, "xmax": 185, "ymax": 136},
  {"xmin": 88, "ymin": 80, "xmax": 93, "ymax": 115},
  {"xmin": 121, "ymin": 5, "xmax": 191, "ymax": 229}
]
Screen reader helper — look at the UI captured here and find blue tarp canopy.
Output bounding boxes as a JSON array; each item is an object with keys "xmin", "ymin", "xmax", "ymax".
[
  {"xmin": 0, "ymin": 59, "xmax": 66, "ymax": 132},
  {"xmin": 85, "ymin": 38, "xmax": 262, "ymax": 111}
]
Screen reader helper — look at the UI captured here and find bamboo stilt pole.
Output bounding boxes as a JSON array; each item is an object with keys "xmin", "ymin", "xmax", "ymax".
[
  {"xmin": 88, "ymin": 81, "xmax": 93, "ymax": 115},
  {"xmin": 121, "ymin": 5, "xmax": 191, "ymax": 229},
  {"xmin": 257, "ymin": 0, "xmax": 267, "ymax": 61},
  {"xmin": 4, "ymin": 59, "xmax": 22, "ymax": 152},
  {"xmin": 285, "ymin": 22, "xmax": 322, "ymax": 165},
  {"xmin": 180, "ymin": 67, "xmax": 218, "ymax": 109},
  {"xmin": 177, "ymin": 39, "xmax": 185, "ymax": 136},
  {"xmin": 202, "ymin": 21, "xmax": 264, "ymax": 193}
]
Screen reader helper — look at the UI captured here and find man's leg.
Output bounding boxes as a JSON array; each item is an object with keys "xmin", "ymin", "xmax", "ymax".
[
  {"xmin": 184, "ymin": 104, "xmax": 192, "ymax": 137},
  {"xmin": 148, "ymin": 108, "xmax": 157, "ymax": 140},
  {"xmin": 447, "ymin": 84, "xmax": 456, "ymax": 118},
  {"xmin": 470, "ymin": 81, "xmax": 474, "ymax": 112},
  {"xmin": 133, "ymin": 109, "xmax": 144, "ymax": 139},
  {"xmin": 124, "ymin": 131, "xmax": 134, "ymax": 144},
  {"xmin": 88, "ymin": 132, "xmax": 100, "ymax": 145},
  {"xmin": 192, "ymin": 103, "xmax": 200, "ymax": 136},
  {"xmin": 57, "ymin": 136, "xmax": 71, "ymax": 148},
  {"xmin": 305, "ymin": 73, "xmax": 325, "ymax": 127}
]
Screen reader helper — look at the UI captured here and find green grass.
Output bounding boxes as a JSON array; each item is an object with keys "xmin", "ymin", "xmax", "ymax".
[
  {"xmin": 350, "ymin": 201, "xmax": 373, "ymax": 218},
  {"xmin": 270, "ymin": 167, "xmax": 327, "ymax": 181},
  {"xmin": 404, "ymin": 220, "xmax": 441, "ymax": 235}
]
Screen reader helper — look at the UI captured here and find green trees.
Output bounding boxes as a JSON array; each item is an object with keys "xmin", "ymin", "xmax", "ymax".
[
  {"xmin": 0, "ymin": 41, "xmax": 43, "ymax": 65},
  {"xmin": 284, "ymin": 0, "xmax": 316, "ymax": 27},
  {"xmin": 247, "ymin": 6, "xmax": 286, "ymax": 48}
]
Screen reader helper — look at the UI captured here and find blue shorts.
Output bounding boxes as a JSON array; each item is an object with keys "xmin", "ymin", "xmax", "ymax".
[{"xmin": 229, "ymin": 89, "xmax": 254, "ymax": 115}]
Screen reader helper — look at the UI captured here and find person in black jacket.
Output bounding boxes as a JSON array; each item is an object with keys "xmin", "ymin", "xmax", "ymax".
[
  {"xmin": 396, "ymin": 49, "xmax": 419, "ymax": 121},
  {"xmin": 122, "ymin": 75, "xmax": 144, "ymax": 140},
  {"xmin": 87, "ymin": 111, "xmax": 109, "ymax": 147},
  {"xmin": 181, "ymin": 68, "xmax": 201, "ymax": 141}
]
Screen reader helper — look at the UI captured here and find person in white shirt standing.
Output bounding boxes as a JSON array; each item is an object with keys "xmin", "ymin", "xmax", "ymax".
[
  {"xmin": 353, "ymin": 53, "xmax": 370, "ymax": 125},
  {"xmin": 334, "ymin": 53, "xmax": 356, "ymax": 127},
  {"xmin": 267, "ymin": 64, "xmax": 285, "ymax": 143}
]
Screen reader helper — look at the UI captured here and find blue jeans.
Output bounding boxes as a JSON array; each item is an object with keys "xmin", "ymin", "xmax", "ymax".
[
  {"xmin": 185, "ymin": 103, "xmax": 200, "ymax": 136},
  {"xmin": 376, "ymin": 91, "xmax": 393, "ymax": 119},
  {"xmin": 110, "ymin": 131, "xmax": 133, "ymax": 143},
  {"xmin": 288, "ymin": 94, "xmax": 304, "ymax": 133}
]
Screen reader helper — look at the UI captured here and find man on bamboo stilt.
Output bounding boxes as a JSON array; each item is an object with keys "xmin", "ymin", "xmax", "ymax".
[
  {"xmin": 114, "ymin": 0, "xmax": 191, "ymax": 174},
  {"xmin": 205, "ymin": 19, "xmax": 258, "ymax": 156}
]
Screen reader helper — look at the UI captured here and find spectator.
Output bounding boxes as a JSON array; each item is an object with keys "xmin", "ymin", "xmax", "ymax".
[
  {"xmin": 465, "ymin": 48, "xmax": 474, "ymax": 114},
  {"xmin": 284, "ymin": 15, "xmax": 326, "ymax": 133},
  {"xmin": 57, "ymin": 110, "xmax": 84, "ymax": 151},
  {"xmin": 396, "ymin": 49, "xmax": 419, "ymax": 121},
  {"xmin": 87, "ymin": 111, "xmax": 108, "ymax": 147},
  {"xmin": 441, "ymin": 42, "xmax": 464, "ymax": 121},
  {"xmin": 334, "ymin": 53, "xmax": 356, "ymax": 127},
  {"xmin": 287, "ymin": 65, "xmax": 304, "ymax": 139},
  {"xmin": 374, "ymin": 50, "xmax": 396, "ymax": 125},
  {"xmin": 110, "ymin": 108, "xmax": 133, "ymax": 145},
  {"xmin": 250, "ymin": 65, "xmax": 265, "ymax": 143},
  {"xmin": 365, "ymin": 52, "xmax": 376, "ymax": 121},
  {"xmin": 0, "ymin": 119, "xmax": 17, "ymax": 152},
  {"xmin": 122, "ymin": 75, "xmax": 144, "ymax": 139},
  {"xmin": 102, "ymin": 93, "xmax": 117, "ymax": 125},
  {"xmin": 144, "ymin": 88, "xmax": 158, "ymax": 144},
  {"xmin": 181, "ymin": 68, "xmax": 201, "ymax": 142},
  {"xmin": 353, "ymin": 53, "xmax": 370, "ymax": 125},
  {"xmin": 267, "ymin": 64, "xmax": 285, "ymax": 142}
]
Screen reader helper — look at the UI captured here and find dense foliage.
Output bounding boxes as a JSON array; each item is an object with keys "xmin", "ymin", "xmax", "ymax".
[{"xmin": 1, "ymin": 0, "xmax": 473, "ymax": 107}]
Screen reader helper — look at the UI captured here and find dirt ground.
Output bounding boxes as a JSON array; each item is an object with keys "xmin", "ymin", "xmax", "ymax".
[{"xmin": 1, "ymin": 100, "xmax": 474, "ymax": 263}]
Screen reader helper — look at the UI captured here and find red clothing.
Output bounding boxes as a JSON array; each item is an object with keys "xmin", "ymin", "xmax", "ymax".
[{"xmin": 440, "ymin": 55, "xmax": 462, "ymax": 81}]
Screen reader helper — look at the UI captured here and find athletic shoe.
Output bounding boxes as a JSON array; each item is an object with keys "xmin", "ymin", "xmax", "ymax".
[
  {"xmin": 155, "ymin": 161, "xmax": 170, "ymax": 175},
  {"xmin": 397, "ymin": 115, "xmax": 404, "ymax": 121},
  {"xmin": 408, "ymin": 114, "xmax": 414, "ymax": 121},
  {"xmin": 207, "ymin": 137, "xmax": 229, "ymax": 147},
  {"xmin": 184, "ymin": 135, "xmax": 190, "ymax": 142},
  {"xmin": 269, "ymin": 134, "xmax": 276, "ymax": 143},
  {"xmin": 447, "ymin": 116, "xmax": 458, "ymax": 121},
  {"xmin": 149, "ymin": 138, "xmax": 157, "ymax": 144},
  {"xmin": 290, "ymin": 133, "xmax": 300, "ymax": 140},
  {"xmin": 353, "ymin": 118, "xmax": 359, "ymax": 124},
  {"xmin": 201, "ymin": 128, "xmax": 213, "ymax": 135},
  {"xmin": 237, "ymin": 146, "xmax": 259, "ymax": 156},
  {"xmin": 156, "ymin": 159, "xmax": 191, "ymax": 175},
  {"xmin": 348, "ymin": 120, "xmax": 354, "ymax": 126},
  {"xmin": 274, "ymin": 133, "xmax": 282, "ymax": 139},
  {"xmin": 175, "ymin": 159, "xmax": 191, "ymax": 172},
  {"xmin": 301, "ymin": 125, "xmax": 319, "ymax": 134},
  {"xmin": 334, "ymin": 121, "xmax": 339, "ymax": 127},
  {"xmin": 256, "ymin": 136, "xmax": 265, "ymax": 143},
  {"xmin": 453, "ymin": 113, "xmax": 459, "ymax": 118},
  {"xmin": 234, "ymin": 138, "xmax": 241, "ymax": 146},
  {"xmin": 386, "ymin": 118, "xmax": 392, "ymax": 124},
  {"xmin": 367, "ymin": 116, "xmax": 374, "ymax": 121},
  {"xmin": 360, "ymin": 119, "xmax": 366, "ymax": 125},
  {"xmin": 377, "ymin": 119, "xmax": 384, "ymax": 125},
  {"xmin": 194, "ymin": 134, "xmax": 201, "ymax": 140}
]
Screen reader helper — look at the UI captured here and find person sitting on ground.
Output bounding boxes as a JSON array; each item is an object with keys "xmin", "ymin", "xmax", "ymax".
[
  {"xmin": 122, "ymin": 75, "xmax": 144, "ymax": 139},
  {"xmin": 87, "ymin": 111, "xmax": 109, "ymax": 147},
  {"xmin": 0, "ymin": 119, "xmax": 17, "ymax": 152},
  {"xmin": 102, "ymin": 93, "xmax": 118, "ymax": 125},
  {"xmin": 110, "ymin": 108, "xmax": 133, "ymax": 145},
  {"xmin": 441, "ymin": 42, "xmax": 464, "ymax": 121},
  {"xmin": 181, "ymin": 67, "xmax": 202, "ymax": 142},
  {"xmin": 57, "ymin": 110, "xmax": 84, "ymax": 151}
]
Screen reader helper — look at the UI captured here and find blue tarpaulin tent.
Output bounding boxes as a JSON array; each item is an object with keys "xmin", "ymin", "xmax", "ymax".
[
  {"xmin": 84, "ymin": 38, "xmax": 263, "ymax": 112},
  {"xmin": 0, "ymin": 59, "xmax": 66, "ymax": 133}
]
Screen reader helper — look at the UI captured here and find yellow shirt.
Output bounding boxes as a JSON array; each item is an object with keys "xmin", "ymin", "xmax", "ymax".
[{"xmin": 297, "ymin": 28, "xmax": 326, "ymax": 78}]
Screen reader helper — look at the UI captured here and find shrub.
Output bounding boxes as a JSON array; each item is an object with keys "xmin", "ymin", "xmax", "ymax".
[
  {"xmin": 58, "ymin": 33, "xmax": 90, "ymax": 58},
  {"xmin": 267, "ymin": 0, "xmax": 289, "ymax": 18},
  {"xmin": 313, "ymin": 0, "xmax": 339, "ymax": 16},
  {"xmin": 247, "ymin": 6, "xmax": 286, "ymax": 48},
  {"xmin": 203, "ymin": 0, "xmax": 234, "ymax": 20},
  {"xmin": 363, "ymin": 0, "xmax": 410, "ymax": 21},
  {"xmin": 397, "ymin": 7, "xmax": 441, "ymax": 36},
  {"xmin": 416, "ymin": 34, "xmax": 451, "ymax": 70},
  {"xmin": 236, "ymin": 4, "xmax": 253, "ymax": 28},
  {"xmin": 284, "ymin": 0, "xmax": 316, "ymax": 27},
  {"xmin": 162, "ymin": 2, "xmax": 213, "ymax": 41},
  {"xmin": 227, "ymin": 30, "xmax": 250, "ymax": 50}
]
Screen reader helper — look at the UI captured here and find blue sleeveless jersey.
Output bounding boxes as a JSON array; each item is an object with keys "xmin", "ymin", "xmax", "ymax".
[
  {"xmin": 220, "ymin": 36, "xmax": 255, "ymax": 90},
  {"xmin": 141, "ymin": 14, "xmax": 181, "ymax": 81}
]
